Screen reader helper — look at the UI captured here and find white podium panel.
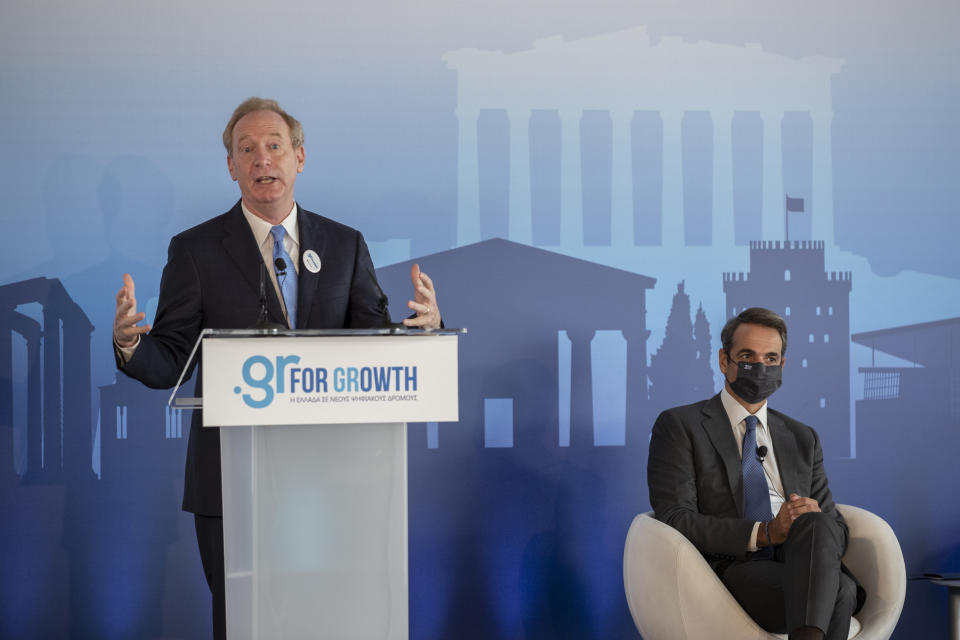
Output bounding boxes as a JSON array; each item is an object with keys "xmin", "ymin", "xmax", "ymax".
[
  {"xmin": 175, "ymin": 329, "xmax": 463, "ymax": 640},
  {"xmin": 221, "ymin": 421, "xmax": 408, "ymax": 640},
  {"xmin": 203, "ymin": 334, "xmax": 459, "ymax": 427}
]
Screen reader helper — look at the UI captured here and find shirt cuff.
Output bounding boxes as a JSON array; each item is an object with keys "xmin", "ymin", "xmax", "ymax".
[
  {"xmin": 114, "ymin": 335, "xmax": 140, "ymax": 365},
  {"xmin": 748, "ymin": 521, "xmax": 761, "ymax": 552}
]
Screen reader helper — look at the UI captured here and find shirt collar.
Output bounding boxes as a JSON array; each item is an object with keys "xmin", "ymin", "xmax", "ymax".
[
  {"xmin": 241, "ymin": 201, "xmax": 299, "ymax": 250},
  {"xmin": 720, "ymin": 386, "xmax": 769, "ymax": 433}
]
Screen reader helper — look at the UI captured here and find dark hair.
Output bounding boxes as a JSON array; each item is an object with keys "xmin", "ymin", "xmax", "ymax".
[
  {"xmin": 720, "ymin": 307, "xmax": 788, "ymax": 356},
  {"xmin": 222, "ymin": 97, "xmax": 304, "ymax": 155}
]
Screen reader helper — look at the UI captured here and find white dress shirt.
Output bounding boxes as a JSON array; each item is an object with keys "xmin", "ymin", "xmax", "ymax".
[
  {"xmin": 241, "ymin": 202, "xmax": 299, "ymax": 326},
  {"xmin": 720, "ymin": 386, "xmax": 786, "ymax": 551}
]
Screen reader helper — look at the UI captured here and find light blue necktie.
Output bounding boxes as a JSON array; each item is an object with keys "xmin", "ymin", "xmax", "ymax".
[
  {"xmin": 271, "ymin": 225, "xmax": 297, "ymax": 329},
  {"xmin": 743, "ymin": 415, "xmax": 774, "ymax": 558}
]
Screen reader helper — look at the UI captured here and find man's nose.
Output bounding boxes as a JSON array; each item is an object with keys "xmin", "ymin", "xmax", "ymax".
[{"xmin": 253, "ymin": 147, "xmax": 271, "ymax": 166}]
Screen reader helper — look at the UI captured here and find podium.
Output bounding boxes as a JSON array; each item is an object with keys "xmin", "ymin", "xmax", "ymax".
[{"xmin": 171, "ymin": 328, "xmax": 463, "ymax": 640}]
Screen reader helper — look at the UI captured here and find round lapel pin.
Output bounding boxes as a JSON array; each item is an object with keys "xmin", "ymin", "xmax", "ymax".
[{"xmin": 303, "ymin": 249, "xmax": 322, "ymax": 274}]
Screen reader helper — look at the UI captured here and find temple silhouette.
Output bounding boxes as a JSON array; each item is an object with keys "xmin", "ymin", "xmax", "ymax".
[
  {"xmin": 377, "ymin": 238, "xmax": 656, "ymax": 638},
  {"xmin": 0, "ymin": 278, "xmax": 94, "ymax": 486},
  {"xmin": 0, "ymin": 276, "xmax": 206, "ymax": 638}
]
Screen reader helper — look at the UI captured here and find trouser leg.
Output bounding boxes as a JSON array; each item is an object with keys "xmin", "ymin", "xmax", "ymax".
[
  {"xmin": 195, "ymin": 514, "xmax": 226, "ymax": 640},
  {"xmin": 824, "ymin": 573, "xmax": 858, "ymax": 640},
  {"xmin": 722, "ymin": 511, "xmax": 854, "ymax": 638},
  {"xmin": 722, "ymin": 559, "xmax": 789, "ymax": 633},
  {"xmin": 781, "ymin": 511, "xmax": 854, "ymax": 640}
]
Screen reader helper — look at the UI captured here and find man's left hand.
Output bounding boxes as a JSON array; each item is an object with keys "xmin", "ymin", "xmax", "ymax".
[
  {"xmin": 402, "ymin": 263, "xmax": 441, "ymax": 329},
  {"xmin": 768, "ymin": 493, "xmax": 821, "ymax": 544},
  {"xmin": 783, "ymin": 493, "xmax": 821, "ymax": 519}
]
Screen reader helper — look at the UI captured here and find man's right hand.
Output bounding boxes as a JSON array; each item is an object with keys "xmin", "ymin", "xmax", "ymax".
[
  {"xmin": 767, "ymin": 493, "xmax": 821, "ymax": 545},
  {"xmin": 114, "ymin": 273, "xmax": 152, "ymax": 348}
]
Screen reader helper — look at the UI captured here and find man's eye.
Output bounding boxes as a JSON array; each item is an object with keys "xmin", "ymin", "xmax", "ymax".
[{"xmin": 271, "ymin": 144, "xmax": 281, "ymax": 150}]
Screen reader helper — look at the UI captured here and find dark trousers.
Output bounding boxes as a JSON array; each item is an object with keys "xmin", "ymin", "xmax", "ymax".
[
  {"xmin": 721, "ymin": 512, "xmax": 859, "ymax": 640},
  {"xmin": 194, "ymin": 514, "xmax": 226, "ymax": 640}
]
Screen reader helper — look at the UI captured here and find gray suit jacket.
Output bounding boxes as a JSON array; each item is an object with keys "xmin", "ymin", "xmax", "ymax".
[{"xmin": 647, "ymin": 393, "xmax": 847, "ymax": 569}]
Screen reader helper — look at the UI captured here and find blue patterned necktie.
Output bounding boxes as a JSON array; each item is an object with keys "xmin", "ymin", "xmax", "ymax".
[
  {"xmin": 271, "ymin": 225, "xmax": 298, "ymax": 329},
  {"xmin": 743, "ymin": 415, "xmax": 774, "ymax": 557}
]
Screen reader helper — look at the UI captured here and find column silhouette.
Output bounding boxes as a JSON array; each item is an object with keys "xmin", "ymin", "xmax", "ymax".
[
  {"xmin": 559, "ymin": 108, "xmax": 584, "ymax": 248},
  {"xmin": 508, "ymin": 109, "xmax": 533, "ymax": 244},
  {"xmin": 811, "ymin": 111, "xmax": 835, "ymax": 246},
  {"xmin": 610, "ymin": 109, "xmax": 634, "ymax": 248},
  {"xmin": 712, "ymin": 110, "xmax": 735, "ymax": 247},
  {"xmin": 661, "ymin": 111, "xmax": 685, "ymax": 247},
  {"xmin": 761, "ymin": 110, "xmax": 785, "ymax": 241},
  {"xmin": 569, "ymin": 329, "xmax": 595, "ymax": 447},
  {"xmin": 456, "ymin": 107, "xmax": 481, "ymax": 246}
]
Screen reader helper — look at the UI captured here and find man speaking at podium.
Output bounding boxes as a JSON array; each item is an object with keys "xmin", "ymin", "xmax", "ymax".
[
  {"xmin": 111, "ymin": 97, "xmax": 442, "ymax": 638},
  {"xmin": 647, "ymin": 307, "xmax": 864, "ymax": 640}
]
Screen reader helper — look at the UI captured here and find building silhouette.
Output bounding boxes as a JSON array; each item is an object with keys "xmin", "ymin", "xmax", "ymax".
[
  {"xmin": 850, "ymin": 318, "xmax": 960, "ymax": 637},
  {"xmin": 853, "ymin": 317, "xmax": 960, "ymax": 425},
  {"xmin": 649, "ymin": 281, "xmax": 715, "ymax": 413},
  {"xmin": 78, "ymin": 374, "xmax": 195, "ymax": 638},
  {"xmin": 380, "ymin": 237, "xmax": 656, "ymax": 452},
  {"xmin": 376, "ymin": 238, "xmax": 656, "ymax": 638},
  {"xmin": 0, "ymin": 277, "xmax": 93, "ymax": 637},
  {"xmin": 723, "ymin": 240, "xmax": 852, "ymax": 456},
  {"xmin": 852, "ymin": 317, "xmax": 960, "ymax": 468},
  {"xmin": 0, "ymin": 276, "xmax": 207, "ymax": 638},
  {"xmin": 445, "ymin": 26, "xmax": 842, "ymax": 249},
  {"xmin": 439, "ymin": 26, "xmax": 861, "ymax": 426},
  {"xmin": 693, "ymin": 302, "xmax": 714, "ymax": 398},
  {"xmin": 0, "ymin": 277, "xmax": 94, "ymax": 486}
]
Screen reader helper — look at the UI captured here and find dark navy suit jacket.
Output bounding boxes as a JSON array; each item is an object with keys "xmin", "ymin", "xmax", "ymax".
[
  {"xmin": 119, "ymin": 201, "xmax": 391, "ymax": 515},
  {"xmin": 647, "ymin": 393, "xmax": 865, "ymax": 612}
]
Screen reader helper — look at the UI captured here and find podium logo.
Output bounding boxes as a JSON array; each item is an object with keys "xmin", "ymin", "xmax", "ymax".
[
  {"xmin": 234, "ymin": 354, "xmax": 300, "ymax": 408},
  {"xmin": 234, "ymin": 354, "xmax": 419, "ymax": 408}
]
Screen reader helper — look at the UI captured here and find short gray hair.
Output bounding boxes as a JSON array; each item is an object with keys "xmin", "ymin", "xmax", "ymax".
[{"xmin": 222, "ymin": 97, "xmax": 304, "ymax": 155}]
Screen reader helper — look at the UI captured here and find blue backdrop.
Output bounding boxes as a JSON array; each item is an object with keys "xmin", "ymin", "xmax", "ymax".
[{"xmin": 2, "ymin": 0, "xmax": 959, "ymax": 637}]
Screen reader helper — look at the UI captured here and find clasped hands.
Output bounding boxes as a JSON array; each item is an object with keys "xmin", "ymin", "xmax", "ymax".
[{"xmin": 759, "ymin": 493, "xmax": 821, "ymax": 547}]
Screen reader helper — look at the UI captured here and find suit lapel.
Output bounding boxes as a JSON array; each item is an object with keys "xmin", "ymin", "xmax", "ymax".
[
  {"xmin": 295, "ymin": 206, "xmax": 328, "ymax": 329},
  {"xmin": 700, "ymin": 394, "xmax": 745, "ymax": 517},
  {"xmin": 220, "ymin": 202, "xmax": 285, "ymax": 326},
  {"xmin": 769, "ymin": 413, "xmax": 800, "ymax": 496}
]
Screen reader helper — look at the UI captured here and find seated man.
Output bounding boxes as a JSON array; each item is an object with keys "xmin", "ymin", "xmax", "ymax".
[{"xmin": 647, "ymin": 307, "xmax": 865, "ymax": 640}]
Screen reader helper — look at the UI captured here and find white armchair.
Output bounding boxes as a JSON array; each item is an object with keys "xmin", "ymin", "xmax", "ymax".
[{"xmin": 622, "ymin": 504, "xmax": 905, "ymax": 640}]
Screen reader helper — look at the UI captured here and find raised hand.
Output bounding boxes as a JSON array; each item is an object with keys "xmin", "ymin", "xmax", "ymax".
[
  {"xmin": 402, "ymin": 263, "xmax": 441, "ymax": 329},
  {"xmin": 114, "ymin": 273, "xmax": 152, "ymax": 348}
]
